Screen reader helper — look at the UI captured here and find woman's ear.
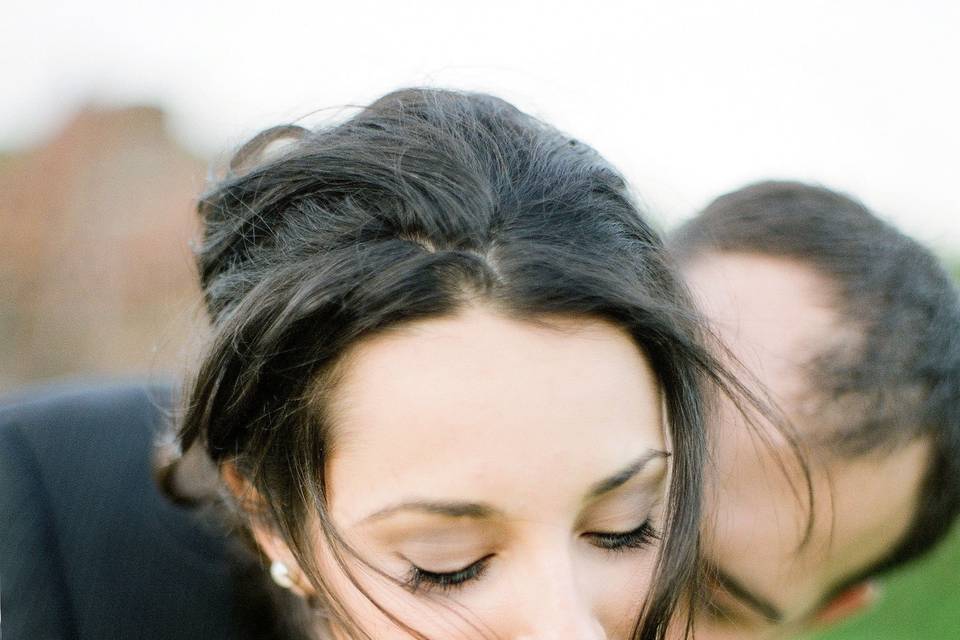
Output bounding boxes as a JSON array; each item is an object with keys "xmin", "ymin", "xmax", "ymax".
[
  {"xmin": 810, "ymin": 580, "xmax": 880, "ymax": 627},
  {"xmin": 221, "ymin": 461, "xmax": 263, "ymax": 511},
  {"xmin": 220, "ymin": 462, "xmax": 316, "ymax": 598}
]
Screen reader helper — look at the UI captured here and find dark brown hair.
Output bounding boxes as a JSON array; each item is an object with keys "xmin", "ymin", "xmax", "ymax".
[{"xmin": 163, "ymin": 88, "xmax": 778, "ymax": 639}]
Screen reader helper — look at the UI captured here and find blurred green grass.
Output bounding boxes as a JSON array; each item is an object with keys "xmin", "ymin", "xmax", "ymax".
[{"xmin": 805, "ymin": 253, "xmax": 960, "ymax": 640}]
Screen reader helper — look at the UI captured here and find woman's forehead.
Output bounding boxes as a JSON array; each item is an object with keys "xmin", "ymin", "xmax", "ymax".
[{"xmin": 322, "ymin": 306, "xmax": 667, "ymax": 524}]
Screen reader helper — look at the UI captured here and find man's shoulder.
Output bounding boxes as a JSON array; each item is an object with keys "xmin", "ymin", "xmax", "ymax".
[
  {"xmin": 0, "ymin": 378, "xmax": 242, "ymax": 639},
  {"xmin": 0, "ymin": 377, "xmax": 176, "ymax": 438}
]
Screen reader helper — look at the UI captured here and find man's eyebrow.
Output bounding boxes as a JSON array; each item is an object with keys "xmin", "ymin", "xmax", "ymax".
[
  {"xmin": 360, "ymin": 500, "xmax": 500, "ymax": 524},
  {"xmin": 586, "ymin": 449, "xmax": 670, "ymax": 500},
  {"xmin": 707, "ymin": 562, "xmax": 784, "ymax": 624}
]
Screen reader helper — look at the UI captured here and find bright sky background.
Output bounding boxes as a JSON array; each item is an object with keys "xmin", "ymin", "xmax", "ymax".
[{"xmin": 4, "ymin": 0, "xmax": 958, "ymax": 248}]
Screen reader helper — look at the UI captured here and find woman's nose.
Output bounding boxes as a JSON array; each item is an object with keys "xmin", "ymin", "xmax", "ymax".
[
  {"xmin": 513, "ymin": 617, "xmax": 606, "ymax": 640},
  {"xmin": 506, "ymin": 551, "xmax": 607, "ymax": 639},
  {"xmin": 510, "ymin": 587, "xmax": 606, "ymax": 639}
]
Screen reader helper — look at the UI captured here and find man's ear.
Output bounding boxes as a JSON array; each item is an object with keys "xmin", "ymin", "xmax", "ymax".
[{"xmin": 810, "ymin": 581, "xmax": 880, "ymax": 627}]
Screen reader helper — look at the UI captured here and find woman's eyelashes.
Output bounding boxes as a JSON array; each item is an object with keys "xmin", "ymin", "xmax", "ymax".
[
  {"xmin": 404, "ymin": 554, "xmax": 493, "ymax": 593},
  {"xmin": 401, "ymin": 520, "xmax": 658, "ymax": 593},
  {"xmin": 584, "ymin": 518, "xmax": 660, "ymax": 552}
]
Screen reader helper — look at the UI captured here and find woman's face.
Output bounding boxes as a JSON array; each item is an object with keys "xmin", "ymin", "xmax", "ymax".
[{"xmin": 307, "ymin": 306, "xmax": 670, "ymax": 638}]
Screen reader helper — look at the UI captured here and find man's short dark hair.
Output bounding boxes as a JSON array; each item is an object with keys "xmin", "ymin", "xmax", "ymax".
[{"xmin": 671, "ymin": 180, "xmax": 960, "ymax": 575}]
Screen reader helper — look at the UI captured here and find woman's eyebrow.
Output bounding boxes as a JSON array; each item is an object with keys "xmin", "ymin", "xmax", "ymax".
[
  {"xmin": 359, "ymin": 500, "xmax": 501, "ymax": 524},
  {"xmin": 358, "ymin": 449, "xmax": 669, "ymax": 525},
  {"xmin": 585, "ymin": 449, "xmax": 671, "ymax": 500}
]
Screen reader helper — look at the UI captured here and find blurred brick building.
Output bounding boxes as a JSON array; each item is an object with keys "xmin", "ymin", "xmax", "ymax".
[{"xmin": 0, "ymin": 106, "xmax": 208, "ymax": 390}]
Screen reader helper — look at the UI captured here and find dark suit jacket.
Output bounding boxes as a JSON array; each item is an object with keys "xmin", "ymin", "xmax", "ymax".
[{"xmin": 0, "ymin": 380, "xmax": 241, "ymax": 639}]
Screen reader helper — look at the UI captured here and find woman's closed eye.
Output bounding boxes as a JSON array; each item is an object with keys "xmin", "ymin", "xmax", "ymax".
[
  {"xmin": 403, "ymin": 554, "xmax": 494, "ymax": 593},
  {"xmin": 584, "ymin": 519, "xmax": 659, "ymax": 551},
  {"xmin": 401, "ymin": 520, "xmax": 659, "ymax": 593}
]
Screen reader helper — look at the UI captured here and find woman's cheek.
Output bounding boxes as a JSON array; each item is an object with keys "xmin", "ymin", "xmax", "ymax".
[{"xmin": 585, "ymin": 547, "xmax": 659, "ymax": 636}]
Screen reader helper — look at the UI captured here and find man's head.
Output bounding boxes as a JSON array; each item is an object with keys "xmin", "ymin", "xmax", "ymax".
[{"xmin": 670, "ymin": 181, "xmax": 960, "ymax": 638}]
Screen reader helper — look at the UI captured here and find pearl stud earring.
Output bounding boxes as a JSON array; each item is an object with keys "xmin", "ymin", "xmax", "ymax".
[{"xmin": 270, "ymin": 560, "xmax": 295, "ymax": 589}]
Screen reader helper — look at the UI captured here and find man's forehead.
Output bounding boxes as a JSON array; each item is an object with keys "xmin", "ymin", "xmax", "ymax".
[
  {"xmin": 684, "ymin": 251, "xmax": 933, "ymax": 621},
  {"xmin": 683, "ymin": 251, "xmax": 872, "ymax": 452},
  {"xmin": 682, "ymin": 252, "xmax": 845, "ymax": 373}
]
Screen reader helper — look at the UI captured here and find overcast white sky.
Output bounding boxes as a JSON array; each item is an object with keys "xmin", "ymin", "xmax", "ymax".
[{"xmin": 4, "ymin": 0, "xmax": 958, "ymax": 247}]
